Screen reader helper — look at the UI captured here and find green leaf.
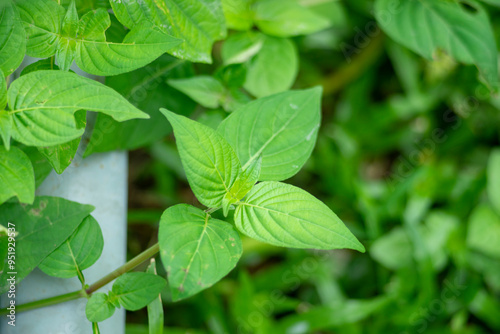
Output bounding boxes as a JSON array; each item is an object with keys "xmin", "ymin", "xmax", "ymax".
[
  {"xmin": 56, "ymin": 0, "xmax": 78, "ymax": 71},
  {"xmin": 15, "ymin": 0, "xmax": 65, "ymax": 58},
  {"xmin": 38, "ymin": 215, "xmax": 104, "ymax": 280},
  {"xmin": 0, "ymin": 0, "xmax": 26, "ymax": 76},
  {"xmin": 467, "ymin": 204, "xmax": 500, "ymax": 259},
  {"xmin": 61, "ymin": 0, "xmax": 78, "ymax": 37},
  {"xmin": 374, "ymin": 0, "xmax": 498, "ymax": 87},
  {"xmin": 218, "ymin": 87, "xmax": 321, "ymax": 181},
  {"xmin": 370, "ymin": 227, "xmax": 412, "ymax": 270},
  {"xmin": 221, "ymin": 31, "xmax": 264, "ymax": 65},
  {"xmin": 0, "ymin": 234, "xmax": 7, "ymax": 274},
  {"xmin": 0, "ymin": 72, "xmax": 6, "ymax": 111},
  {"xmin": 244, "ymin": 34, "xmax": 298, "ymax": 97},
  {"xmin": 235, "ymin": 181, "xmax": 365, "ymax": 251},
  {"xmin": 75, "ymin": 10, "xmax": 182, "ymax": 76},
  {"xmin": 0, "ymin": 110, "xmax": 11, "ymax": 149},
  {"xmin": 371, "ymin": 211, "xmax": 457, "ymax": 271},
  {"xmin": 160, "ymin": 109, "xmax": 242, "ymax": 208},
  {"xmin": 110, "ymin": 0, "xmax": 227, "ymax": 64},
  {"xmin": 85, "ymin": 293, "xmax": 115, "ymax": 323},
  {"xmin": 16, "ymin": 0, "xmax": 182, "ymax": 76},
  {"xmin": 488, "ymin": 149, "xmax": 500, "ymax": 215},
  {"xmin": 146, "ymin": 259, "xmax": 164, "ymax": 334},
  {"xmin": 253, "ymin": 0, "xmax": 331, "ymax": 37},
  {"xmin": 0, "ymin": 197, "xmax": 95, "ymax": 294},
  {"xmin": 4, "ymin": 70, "xmax": 148, "ymax": 147},
  {"xmin": 83, "ymin": 56, "xmax": 196, "ymax": 156},
  {"xmin": 0, "ymin": 146, "xmax": 35, "ymax": 205},
  {"xmin": 221, "ymin": 0, "xmax": 253, "ymax": 31},
  {"xmin": 159, "ymin": 204, "xmax": 242, "ymax": 301},
  {"xmin": 214, "ymin": 64, "xmax": 248, "ymax": 88},
  {"xmin": 168, "ymin": 76, "xmax": 226, "ymax": 109},
  {"xmin": 111, "ymin": 272, "xmax": 167, "ymax": 311},
  {"xmin": 21, "ymin": 146, "xmax": 52, "ymax": 188},
  {"xmin": 19, "ymin": 58, "xmax": 59, "ymax": 76},
  {"xmin": 38, "ymin": 109, "xmax": 86, "ymax": 174}
]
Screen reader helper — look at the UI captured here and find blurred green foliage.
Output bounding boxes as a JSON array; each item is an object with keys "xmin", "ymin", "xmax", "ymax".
[{"xmin": 119, "ymin": 1, "xmax": 500, "ymax": 333}]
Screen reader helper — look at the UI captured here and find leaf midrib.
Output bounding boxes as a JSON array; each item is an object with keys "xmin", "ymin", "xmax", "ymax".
[{"xmin": 239, "ymin": 201, "xmax": 357, "ymax": 246}]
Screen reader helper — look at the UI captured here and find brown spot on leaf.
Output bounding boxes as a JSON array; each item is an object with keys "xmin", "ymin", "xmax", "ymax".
[{"xmin": 29, "ymin": 208, "xmax": 41, "ymax": 216}]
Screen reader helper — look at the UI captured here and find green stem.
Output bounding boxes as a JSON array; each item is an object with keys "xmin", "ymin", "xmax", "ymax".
[
  {"xmin": 0, "ymin": 243, "xmax": 160, "ymax": 315},
  {"xmin": 0, "ymin": 290, "xmax": 85, "ymax": 315},
  {"xmin": 205, "ymin": 207, "xmax": 220, "ymax": 214},
  {"xmin": 86, "ymin": 243, "xmax": 160, "ymax": 294},
  {"xmin": 321, "ymin": 31, "xmax": 385, "ymax": 95}
]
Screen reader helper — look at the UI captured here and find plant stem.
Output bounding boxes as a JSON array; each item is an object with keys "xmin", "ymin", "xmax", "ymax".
[
  {"xmin": 0, "ymin": 290, "xmax": 85, "ymax": 315},
  {"xmin": 321, "ymin": 31, "xmax": 385, "ymax": 95},
  {"xmin": 0, "ymin": 243, "xmax": 160, "ymax": 315},
  {"xmin": 86, "ymin": 242, "xmax": 160, "ymax": 294}
]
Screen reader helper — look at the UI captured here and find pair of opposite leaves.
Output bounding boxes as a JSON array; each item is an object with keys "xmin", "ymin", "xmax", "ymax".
[{"xmin": 157, "ymin": 87, "xmax": 364, "ymax": 300}]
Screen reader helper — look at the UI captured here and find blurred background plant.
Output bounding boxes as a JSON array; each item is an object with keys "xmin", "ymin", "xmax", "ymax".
[{"xmin": 72, "ymin": 0, "xmax": 500, "ymax": 333}]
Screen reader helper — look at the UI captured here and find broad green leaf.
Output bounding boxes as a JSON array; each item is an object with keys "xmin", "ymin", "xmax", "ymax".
[
  {"xmin": 221, "ymin": 31, "xmax": 264, "ymax": 65},
  {"xmin": 467, "ymin": 204, "xmax": 500, "ymax": 259},
  {"xmin": 38, "ymin": 109, "xmax": 86, "ymax": 174},
  {"xmin": 488, "ymin": 149, "xmax": 500, "ymax": 215},
  {"xmin": 160, "ymin": 109, "xmax": 242, "ymax": 208},
  {"xmin": 75, "ymin": 10, "xmax": 182, "ymax": 76},
  {"xmin": 21, "ymin": 146, "xmax": 52, "ymax": 188},
  {"xmin": 253, "ymin": 0, "xmax": 331, "ymax": 37},
  {"xmin": 110, "ymin": 0, "xmax": 227, "ymax": 64},
  {"xmin": 38, "ymin": 215, "xmax": 104, "ymax": 280},
  {"xmin": 218, "ymin": 87, "xmax": 321, "ymax": 181},
  {"xmin": 222, "ymin": 155, "xmax": 262, "ymax": 217},
  {"xmin": 4, "ymin": 70, "xmax": 148, "ymax": 147},
  {"xmin": 111, "ymin": 272, "xmax": 167, "ymax": 311},
  {"xmin": 234, "ymin": 181, "xmax": 365, "ymax": 251},
  {"xmin": 244, "ymin": 35, "xmax": 298, "ymax": 97},
  {"xmin": 59, "ymin": 0, "xmax": 111, "ymax": 14},
  {"xmin": 374, "ymin": 0, "xmax": 498, "ymax": 87},
  {"xmin": 221, "ymin": 0, "xmax": 253, "ymax": 31},
  {"xmin": 0, "ymin": 197, "xmax": 95, "ymax": 294},
  {"xmin": 0, "ymin": 146, "xmax": 35, "ymax": 205},
  {"xmin": 159, "ymin": 204, "xmax": 242, "ymax": 301},
  {"xmin": 146, "ymin": 259, "xmax": 164, "ymax": 334},
  {"xmin": 19, "ymin": 58, "xmax": 59, "ymax": 76},
  {"xmin": 86, "ymin": 293, "xmax": 115, "ymax": 323},
  {"xmin": 168, "ymin": 76, "xmax": 225, "ymax": 109},
  {"xmin": 15, "ymin": 0, "xmax": 65, "ymax": 58},
  {"xmin": 83, "ymin": 56, "xmax": 195, "ymax": 156},
  {"xmin": 16, "ymin": 0, "xmax": 182, "ymax": 76},
  {"xmin": 0, "ymin": 1, "xmax": 26, "ymax": 76}
]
